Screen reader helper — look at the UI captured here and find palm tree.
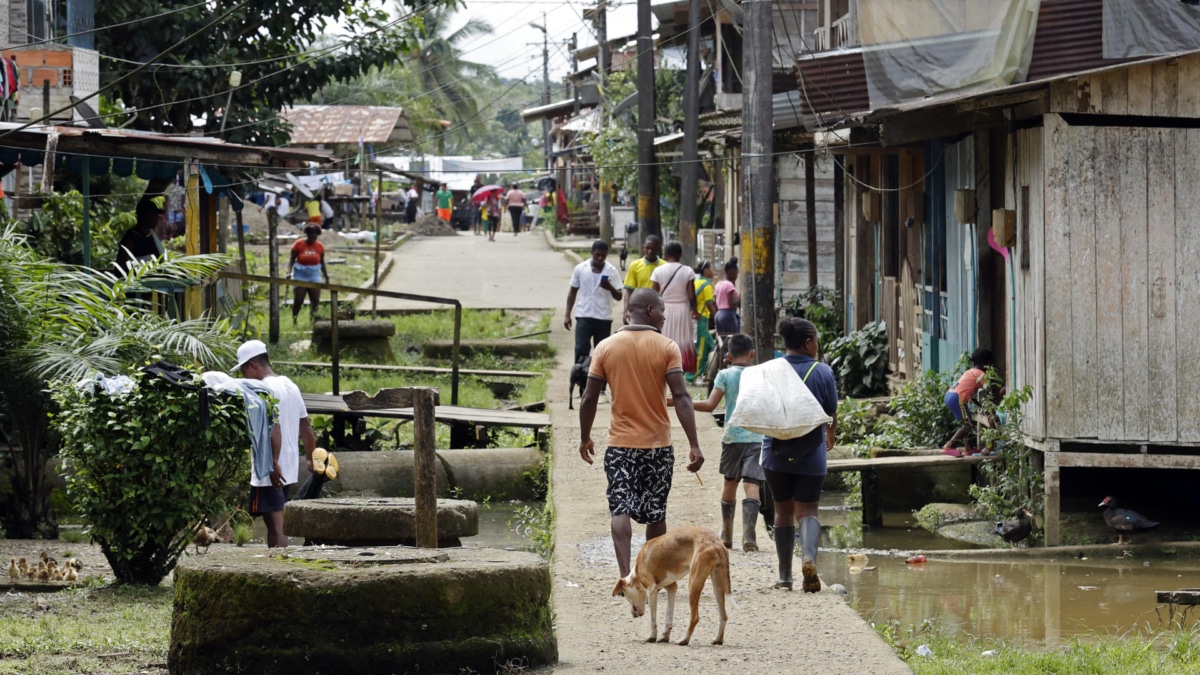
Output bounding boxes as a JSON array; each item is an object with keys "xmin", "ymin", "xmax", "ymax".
[
  {"xmin": 406, "ymin": 4, "xmax": 497, "ymax": 131},
  {"xmin": 0, "ymin": 223, "xmax": 235, "ymax": 537}
]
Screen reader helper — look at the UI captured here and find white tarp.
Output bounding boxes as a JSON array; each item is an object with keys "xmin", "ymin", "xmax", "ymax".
[
  {"xmin": 857, "ymin": 0, "xmax": 1041, "ymax": 109},
  {"xmin": 1102, "ymin": 0, "xmax": 1200, "ymax": 59}
]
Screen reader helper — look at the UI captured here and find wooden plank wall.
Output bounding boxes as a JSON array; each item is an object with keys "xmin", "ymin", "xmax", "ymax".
[
  {"xmin": 1037, "ymin": 112, "xmax": 1200, "ymax": 443},
  {"xmin": 1009, "ymin": 126, "xmax": 1046, "ymax": 440},
  {"xmin": 777, "ymin": 154, "xmax": 838, "ymax": 298},
  {"xmin": 1048, "ymin": 53, "xmax": 1200, "ymax": 118}
]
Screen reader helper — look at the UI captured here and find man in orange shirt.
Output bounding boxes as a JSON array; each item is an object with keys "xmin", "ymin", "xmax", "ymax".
[{"xmin": 578, "ymin": 288, "xmax": 704, "ymax": 580}]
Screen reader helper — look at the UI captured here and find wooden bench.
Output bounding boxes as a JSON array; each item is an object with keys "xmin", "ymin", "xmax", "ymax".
[{"xmin": 827, "ymin": 454, "xmax": 987, "ymax": 526}]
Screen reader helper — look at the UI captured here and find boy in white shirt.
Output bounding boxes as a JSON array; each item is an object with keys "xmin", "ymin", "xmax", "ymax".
[{"xmin": 565, "ymin": 240, "xmax": 622, "ymax": 364}]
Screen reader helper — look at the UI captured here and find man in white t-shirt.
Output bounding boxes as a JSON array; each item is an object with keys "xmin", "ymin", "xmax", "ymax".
[
  {"xmin": 565, "ymin": 240, "xmax": 622, "ymax": 365},
  {"xmin": 234, "ymin": 340, "xmax": 316, "ymax": 548}
]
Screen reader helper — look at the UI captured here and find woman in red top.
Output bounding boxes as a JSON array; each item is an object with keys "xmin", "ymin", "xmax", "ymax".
[
  {"xmin": 942, "ymin": 347, "xmax": 993, "ymax": 456},
  {"xmin": 287, "ymin": 223, "xmax": 329, "ymax": 322}
]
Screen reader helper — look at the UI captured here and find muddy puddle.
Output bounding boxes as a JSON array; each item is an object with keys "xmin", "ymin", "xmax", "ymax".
[{"xmin": 818, "ymin": 495, "xmax": 1200, "ymax": 646}]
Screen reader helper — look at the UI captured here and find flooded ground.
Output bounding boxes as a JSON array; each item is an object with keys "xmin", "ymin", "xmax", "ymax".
[{"xmin": 819, "ymin": 493, "xmax": 1200, "ymax": 646}]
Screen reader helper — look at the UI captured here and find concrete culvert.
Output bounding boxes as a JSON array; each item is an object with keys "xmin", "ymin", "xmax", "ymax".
[
  {"xmin": 284, "ymin": 497, "xmax": 479, "ymax": 547},
  {"xmin": 168, "ymin": 546, "xmax": 556, "ymax": 675}
]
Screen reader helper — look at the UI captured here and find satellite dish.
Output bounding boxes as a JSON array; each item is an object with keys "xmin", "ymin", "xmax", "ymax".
[{"xmin": 69, "ymin": 96, "xmax": 107, "ymax": 129}]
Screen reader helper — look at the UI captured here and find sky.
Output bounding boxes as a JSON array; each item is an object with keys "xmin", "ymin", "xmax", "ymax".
[{"xmin": 448, "ymin": 0, "xmax": 646, "ymax": 87}]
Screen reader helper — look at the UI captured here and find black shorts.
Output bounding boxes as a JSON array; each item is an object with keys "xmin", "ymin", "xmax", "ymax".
[
  {"xmin": 604, "ymin": 446, "xmax": 674, "ymax": 525},
  {"xmin": 249, "ymin": 485, "xmax": 292, "ymax": 516},
  {"xmin": 763, "ymin": 469, "xmax": 824, "ymax": 503}
]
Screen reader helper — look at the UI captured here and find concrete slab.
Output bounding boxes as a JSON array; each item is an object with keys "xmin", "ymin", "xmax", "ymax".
[{"xmin": 365, "ymin": 230, "xmax": 577, "ymax": 311}]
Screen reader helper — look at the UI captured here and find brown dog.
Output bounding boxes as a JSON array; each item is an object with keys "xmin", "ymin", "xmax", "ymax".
[{"xmin": 612, "ymin": 526, "xmax": 731, "ymax": 645}]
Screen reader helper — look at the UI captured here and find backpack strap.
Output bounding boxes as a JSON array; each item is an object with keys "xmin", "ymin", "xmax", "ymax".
[{"xmin": 802, "ymin": 361, "xmax": 819, "ymax": 382}]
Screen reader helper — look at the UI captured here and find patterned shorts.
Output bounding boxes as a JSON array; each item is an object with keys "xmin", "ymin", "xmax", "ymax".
[{"xmin": 604, "ymin": 446, "xmax": 674, "ymax": 524}]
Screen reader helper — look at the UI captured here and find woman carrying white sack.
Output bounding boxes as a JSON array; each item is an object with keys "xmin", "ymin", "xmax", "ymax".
[{"xmin": 761, "ymin": 317, "xmax": 838, "ymax": 592}]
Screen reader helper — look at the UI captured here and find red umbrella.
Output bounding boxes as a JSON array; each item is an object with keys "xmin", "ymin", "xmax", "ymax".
[{"xmin": 471, "ymin": 184, "xmax": 504, "ymax": 204}]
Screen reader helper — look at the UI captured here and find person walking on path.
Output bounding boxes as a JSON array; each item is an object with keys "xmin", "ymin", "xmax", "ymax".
[
  {"xmin": 435, "ymin": 183, "xmax": 453, "ymax": 222},
  {"xmin": 762, "ymin": 317, "xmax": 839, "ymax": 592},
  {"xmin": 713, "ymin": 258, "xmax": 742, "ymax": 335},
  {"xmin": 483, "ymin": 192, "xmax": 501, "ymax": 241},
  {"xmin": 578, "ymin": 288, "xmax": 705, "ymax": 580},
  {"xmin": 622, "ymin": 235, "xmax": 664, "ymax": 324},
  {"xmin": 678, "ymin": 333, "xmax": 764, "ymax": 551},
  {"xmin": 404, "ymin": 184, "xmax": 419, "ymax": 224},
  {"xmin": 690, "ymin": 260, "xmax": 717, "ymax": 384},
  {"xmin": 471, "ymin": 175, "xmax": 484, "ymax": 236},
  {"xmin": 651, "ymin": 241, "xmax": 698, "ymax": 373},
  {"xmin": 287, "ymin": 223, "xmax": 329, "ymax": 323},
  {"xmin": 506, "ymin": 185, "xmax": 527, "ymax": 235},
  {"xmin": 235, "ymin": 340, "xmax": 318, "ymax": 548},
  {"xmin": 565, "ymin": 240, "xmax": 622, "ymax": 364}
]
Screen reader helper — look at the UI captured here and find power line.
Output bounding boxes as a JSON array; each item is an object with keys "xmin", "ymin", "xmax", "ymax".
[{"xmin": 11, "ymin": 1, "xmax": 212, "ymax": 49}]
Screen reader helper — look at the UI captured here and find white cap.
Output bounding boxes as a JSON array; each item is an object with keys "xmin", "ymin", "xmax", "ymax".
[{"xmin": 233, "ymin": 340, "xmax": 268, "ymax": 372}]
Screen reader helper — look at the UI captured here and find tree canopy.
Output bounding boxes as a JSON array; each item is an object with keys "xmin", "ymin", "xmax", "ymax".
[{"xmin": 95, "ymin": 0, "xmax": 452, "ymax": 144}]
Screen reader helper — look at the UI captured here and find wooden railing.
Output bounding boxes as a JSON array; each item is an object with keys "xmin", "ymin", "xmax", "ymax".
[{"xmin": 813, "ymin": 12, "xmax": 858, "ymax": 52}]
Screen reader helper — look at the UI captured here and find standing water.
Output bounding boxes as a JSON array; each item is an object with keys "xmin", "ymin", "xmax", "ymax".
[{"xmin": 819, "ymin": 500, "xmax": 1199, "ymax": 646}]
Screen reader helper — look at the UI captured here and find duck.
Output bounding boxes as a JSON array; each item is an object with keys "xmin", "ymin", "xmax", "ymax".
[
  {"xmin": 63, "ymin": 567, "xmax": 77, "ymax": 583},
  {"xmin": 7, "ymin": 558, "xmax": 18, "ymax": 582},
  {"xmin": 193, "ymin": 525, "xmax": 220, "ymax": 555},
  {"xmin": 1099, "ymin": 496, "xmax": 1160, "ymax": 545},
  {"xmin": 995, "ymin": 508, "xmax": 1034, "ymax": 548}
]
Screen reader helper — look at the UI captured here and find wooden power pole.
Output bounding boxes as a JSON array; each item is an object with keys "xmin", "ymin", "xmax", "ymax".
[
  {"xmin": 742, "ymin": 0, "xmax": 776, "ymax": 363},
  {"xmin": 678, "ymin": 0, "xmax": 701, "ymax": 265},
  {"xmin": 636, "ymin": 0, "xmax": 659, "ymax": 243}
]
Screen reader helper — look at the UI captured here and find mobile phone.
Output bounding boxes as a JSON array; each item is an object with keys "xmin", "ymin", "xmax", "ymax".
[{"xmin": 600, "ymin": 275, "xmax": 609, "ymax": 284}]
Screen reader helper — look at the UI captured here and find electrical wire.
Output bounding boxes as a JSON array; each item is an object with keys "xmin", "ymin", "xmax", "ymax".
[
  {"xmin": 0, "ymin": 0, "xmax": 257, "ymax": 141},
  {"xmin": 11, "ymin": 1, "xmax": 212, "ymax": 49}
]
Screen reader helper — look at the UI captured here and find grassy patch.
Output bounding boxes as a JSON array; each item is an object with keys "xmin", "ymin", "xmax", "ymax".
[
  {"xmin": 876, "ymin": 620, "xmax": 1200, "ymax": 674},
  {"xmin": 0, "ymin": 583, "xmax": 172, "ymax": 674}
]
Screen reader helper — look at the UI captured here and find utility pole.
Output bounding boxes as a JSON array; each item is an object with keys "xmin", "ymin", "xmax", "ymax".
[
  {"xmin": 742, "ymin": 0, "xmax": 775, "ymax": 364},
  {"xmin": 636, "ymin": 0, "xmax": 659, "ymax": 243},
  {"xmin": 541, "ymin": 13, "xmax": 551, "ymax": 174},
  {"xmin": 678, "ymin": 0, "xmax": 701, "ymax": 265},
  {"xmin": 571, "ymin": 33, "xmax": 580, "ymax": 115},
  {"xmin": 594, "ymin": 1, "xmax": 614, "ymax": 243}
]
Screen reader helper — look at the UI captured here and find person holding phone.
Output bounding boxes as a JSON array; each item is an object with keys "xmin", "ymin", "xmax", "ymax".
[{"xmin": 565, "ymin": 239, "xmax": 622, "ymax": 365}]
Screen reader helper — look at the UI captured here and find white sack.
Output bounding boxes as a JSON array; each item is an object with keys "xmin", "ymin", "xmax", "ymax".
[{"xmin": 726, "ymin": 358, "xmax": 832, "ymax": 440}]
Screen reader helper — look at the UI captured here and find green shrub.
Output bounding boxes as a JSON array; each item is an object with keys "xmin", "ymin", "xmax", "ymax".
[
  {"xmin": 969, "ymin": 376, "xmax": 1039, "ymax": 523},
  {"xmin": 825, "ymin": 322, "xmax": 889, "ymax": 398},
  {"xmin": 51, "ymin": 369, "xmax": 255, "ymax": 585},
  {"xmin": 784, "ymin": 285, "xmax": 843, "ymax": 343}
]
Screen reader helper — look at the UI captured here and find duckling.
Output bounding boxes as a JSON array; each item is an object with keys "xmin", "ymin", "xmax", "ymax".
[
  {"xmin": 38, "ymin": 551, "xmax": 48, "ymax": 563},
  {"xmin": 47, "ymin": 562, "xmax": 60, "ymax": 580},
  {"xmin": 7, "ymin": 558, "xmax": 18, "ymax": 582},
  {"xmin": 69, "ymin": 559, "xmax": 83, "ymax": 572},
  {"xmin": 63, "ymin": 567, "xmax": 77, "ymax": 583},
  {"xmin": 62, "ymin": 558, "xmax": 81, "ymax": 572},
  {"xmin": 193, "ymin": 525, "xmax": 220, "ymax": 555},
  {"xmin": 18, "ymin": 558, "xmax": 28, "ymax": 578},
  {"xmin": 36, "ymin": 566, "xmax": 49, "ymax": 583}
]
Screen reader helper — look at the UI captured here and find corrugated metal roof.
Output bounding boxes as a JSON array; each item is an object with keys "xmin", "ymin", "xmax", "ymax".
[
  {"xmin": 795, "ymin": 0, "xmax": 1134, "ymax": 125},
  {"xmin": 797, "ymin": 50, "xmax": 869, "ymax": 120},
  {"xmin": 0, "ymin": 122, "xmax": 333, "ymax": 166},
  {"xmin": 281, "ymin": 105, "xmax": 411, "ymax": 146},
  {"xmin": 1026, "ymin": 0, "xmax": 1125, "ymax": 82}
]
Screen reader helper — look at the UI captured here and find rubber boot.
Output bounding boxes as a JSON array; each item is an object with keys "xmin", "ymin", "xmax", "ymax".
[
  {"xmin": 799, "ymin": 516, "xmax": 821, "ymax": 593},
  {"xmin": 742, "ymin": 499, "xmax": 760, "ymax": 552},
  {"xmin": 773, "ymin": 525, "xmax": 795, "ymax": 589},
  {"xmin": 719, "ymin": 501, "xmax": 735, "ymax": 549}
]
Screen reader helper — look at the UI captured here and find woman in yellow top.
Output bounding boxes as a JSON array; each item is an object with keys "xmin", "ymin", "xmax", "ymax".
[{"xmin": 690, "ymin": 260, "xmax": 717, "ymax": 384}]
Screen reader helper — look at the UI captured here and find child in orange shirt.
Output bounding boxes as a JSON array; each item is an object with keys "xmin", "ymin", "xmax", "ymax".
[{"xmin": 942, "ymin": 348, "xmax": 992, "ymax": 457}]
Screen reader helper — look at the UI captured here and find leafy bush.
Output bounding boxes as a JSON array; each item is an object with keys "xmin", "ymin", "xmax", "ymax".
[
  {"xmin": 785, "ymin": 285, "xmax": 843, "ymax": 344},
  {"xmin": 882, "ymin": 367, "xmax": 959, "ymax": 448},
  {"xmin": 969, "ymin": 378, "xmax": 1039, "ymax": 523},
  {"xmin": 51, "ymin": 369, "xmax": 254, "ymax": 585},
  {"xmin": 825, "ymin": 322, "xmax": 889, "ymax": 398}
]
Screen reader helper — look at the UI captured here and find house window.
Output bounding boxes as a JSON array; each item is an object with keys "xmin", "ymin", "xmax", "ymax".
[
  {"xmin": 1020, "ymin": 186, "xmax": 1030, "ymax": 270},
  {"xmin": 62, "ymin": 69, "xmax": 72, "ymax": 88}
]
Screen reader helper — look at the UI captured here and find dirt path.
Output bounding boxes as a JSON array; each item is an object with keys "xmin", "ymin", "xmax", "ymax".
[{"xmin": 544, "ymin": 309, "xmax": 911, "ymax": 674}]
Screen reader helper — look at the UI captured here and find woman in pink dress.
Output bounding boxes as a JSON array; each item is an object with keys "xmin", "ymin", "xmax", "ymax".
[{"xmin": 650, "ymin": 241, "xmax": 698, "ymax": 372}]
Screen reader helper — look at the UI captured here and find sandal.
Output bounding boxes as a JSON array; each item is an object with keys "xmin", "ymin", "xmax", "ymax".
[{"xmin": 940, "ymin": 448, "xmax": 963, "ymax": 458}]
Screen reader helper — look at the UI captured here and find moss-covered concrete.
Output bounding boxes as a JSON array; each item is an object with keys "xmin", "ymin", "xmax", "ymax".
[
  {"xmin": 422, "ymin": 339, "xmax": 550, "ymax": 359},
  {"xmin": 168, "ymin": 546, "xmax": 556, "ymax": 675},
  {"xmin": 283, "ymin": 497, "xmax": 478, "ymax": 548}
]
